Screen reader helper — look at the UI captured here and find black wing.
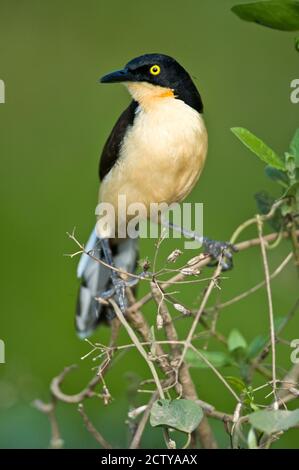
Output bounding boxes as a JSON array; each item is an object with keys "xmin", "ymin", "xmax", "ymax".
[{"xmin": 99, "ymin": 100, "xmax": 138, "ymax": 181}]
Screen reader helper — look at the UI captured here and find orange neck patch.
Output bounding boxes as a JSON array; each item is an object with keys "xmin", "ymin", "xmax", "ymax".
[
  {"xmin": 126, "ymin": 82, "xmax": 175, "ymax": 109},
  {"xmin": 159, "ymin": 88, "xmax": 175, "ymax": 99}
]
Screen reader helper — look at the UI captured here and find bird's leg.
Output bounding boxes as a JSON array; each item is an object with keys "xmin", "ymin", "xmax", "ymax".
[
  {"xmin": 100, "ymin": 237, "xmax": 127, "ymax": 313},
  {"xmin": 162, "ymin": 221, "xmax": 237, "ymax": 270}
]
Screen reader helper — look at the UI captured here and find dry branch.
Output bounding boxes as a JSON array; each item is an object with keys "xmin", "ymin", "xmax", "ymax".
[
  {"xmin": 78, "ymin": 403, "xmax": 112, "ymax": 449},
  {"xmin": 35, "ymin": 216, "xmax": 299, "ymax": 449}
]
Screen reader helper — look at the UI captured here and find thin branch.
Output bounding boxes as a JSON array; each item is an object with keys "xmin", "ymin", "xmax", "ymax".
[
  {"xmin": 32, "ymin": 399, "xmax": 63, "ymax": 449},
  {"xmin": 53, "ymin": 217, "xmax": 299, "ymax": 450},
  {"xmin": 109, "ymin": 298, "xmax": 165, "ymax": 399},
  {"xmin": 206, "ymin": 252, "xmax": 293, "ymax": 313},
  {"xmin": 178, "ymin": 261, "xmax": 223, "ymax": 368},
  {"xmin": 129, "ymin": 393, "xmax": 158, "ymax": 449},
  {"xmin": 127, "ymin": 230, "xmax": 299, "ymax": 315},
  {"xmin": 127, "ymin": 287, "xmax": 218, "ymax": 449},
  {"xmin": 249, "ymin": 297, "xmax": 299, "ymax": 377},
  {"xmin": 67, "ymin": 230, "xmax": 148, "ymax": 282},
  {"xmin": 189, "ymin": 345, "xmax": 240, "ymax": 402},
  {"xmin": 196, "ymin": 399, "xmax": 234, "ymax": 422},
  {"xmin": 78, "ymin": 403, "xmax": 112, "ymax": 449},
  {"xmin": 257, "ymin": 215, "xmax": 278, "ymax": 409},
  {"xmin": 50, "ymin": 365, "xmax": 99, "ymax": 404},
  {"xmin": 230, "ymin": 199, "xmax": 285, "ymax": 245},
  {"xmin": 277, "ymin": 363, "xmax": 299, "ymax": 401}
]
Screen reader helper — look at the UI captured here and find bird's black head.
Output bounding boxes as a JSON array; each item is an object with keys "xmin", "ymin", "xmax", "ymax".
[{"xmin": 100, "ymin": 53, "xmax": 203, "ymax": 113}]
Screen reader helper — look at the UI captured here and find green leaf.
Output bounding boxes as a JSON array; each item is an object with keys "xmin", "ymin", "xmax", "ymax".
[
  {"xmin": 228, "ymin": 329, "xmax": 247, "ymax": 352},
  {"xmin": 185, "ymin": 349, "xmax": 233, "ymax": 369},
  {"xmin": 240, "ymin": 386, "xmax": 260, "ymax": 412},
  {"xmin": 225, "ymin": 376, "xmax": 246, "ymax": 392},
  {"xmin": 250, "ymin": 403, "xmax": 260, "ymax": 412},
  {"xmin": 274, "ymin": 316, "xmax": 287, "ymax": 332},
  {"xmin": 254, "ymin": 191, "xmax": 283, "ymax": 231},
  {"xmin": 290, "ymin": 129, "xmax": 299, "ymax": 167},
  {"xmin": 281, "ymin": 197, "xmax": 295, "ymax": 215},
  {"xmin": 249, "ymin": 409, "xmax": 299, "ymax": 434},
  {"xmin": 150, "ymin": 399, "xmax": 203, "ymax": 433},
  {"xmin": 295, "ymin": 36, "xmax": 299, "ymax": 51},
  {"xmin": 231, "ymin": 127, "xmax": 285, "ymax": 170},
  {"xmin": 246, "ymin": 318, "xmax": 287, "ymax": 360},
  {"xmin": 247, "ymin": 427, "xmax": 258, "ymax": 449},
  {"xmin": 264, "ymin": 166, "xmax": 289, "ymax": 187},
  {"xmin": 283, "ymin": 182, "xmax": 299, "ymax": 200},
  {"xmin": 246, "ymin": 335, "xmax": 268, "ymax": 359},
  {"xmin": 232, "ymin": 1, "xmax": 299, "ymax": 32},
  {"xmin": 285, "ymin": 153, "xmax": 297, "ymax": 184}
]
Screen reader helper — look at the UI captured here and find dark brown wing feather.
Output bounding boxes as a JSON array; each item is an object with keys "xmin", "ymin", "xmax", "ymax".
[{"xmin": 99, "ymin": 100, "xmax": 138, "ymax": 181}]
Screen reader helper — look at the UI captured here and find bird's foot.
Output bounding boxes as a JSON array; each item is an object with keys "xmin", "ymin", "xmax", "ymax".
[
  {"xmin": 202, "ymin": 238, "xmax": 237, "ymax": 271},
  {"xmin": 111, "ymin": 271, "xmax": 152, "ymax": 306},
  {"xmin": 99, "ymin": 275, "xmax": 141, "ymax": 312},
  {"xmin": 112, "ymin": 276, "xmax": 128, "ymax": 312}
]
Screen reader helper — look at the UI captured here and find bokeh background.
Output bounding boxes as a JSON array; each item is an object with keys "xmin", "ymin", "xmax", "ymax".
[{"xmin": 0, "ymin": 0, "xmax": 298, "ymax": 449}]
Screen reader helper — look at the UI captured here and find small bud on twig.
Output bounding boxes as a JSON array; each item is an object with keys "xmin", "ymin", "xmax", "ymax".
[
  {"xmin": 187, "ymin": 253, "xmax": 206, "ymax": 266},
  {"xmin": 128, "ymin": 405, "xmax": 148, "ymax": 420},
  {"xmin": 167, "ymin": 249, "xmax": 183, "ymax": 263},
  {"xmin": 139, "ymin": 257, "xmax": 151, "ymax": 271},
  {"xmin": 102, "ymin": 386, "xmax": 112, "ymax": 406},
  {"xmin": 180, "ymin": 267, "xmax": 201, "ymax": 276},
  {"xmin": 173, "ymin": 303, "xmax": 191, "ymax": 316},
  {"xmin": 156, "ymin": 313, "xmax": 164, "ymax": 330},
  {"xmin": 168, "ymin": 439, "xmax": 176, "ymax": 449}
]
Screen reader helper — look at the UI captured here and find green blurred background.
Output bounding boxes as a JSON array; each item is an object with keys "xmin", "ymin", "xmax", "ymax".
[{"xmin": 0, "ymin": 0, "xmax": 298, "ymax": 449}]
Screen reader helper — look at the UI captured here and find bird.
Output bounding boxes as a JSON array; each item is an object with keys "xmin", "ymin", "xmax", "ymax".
[{"xmin": 75, "ymin": 53, "xmax": 233, "ymax": 338}]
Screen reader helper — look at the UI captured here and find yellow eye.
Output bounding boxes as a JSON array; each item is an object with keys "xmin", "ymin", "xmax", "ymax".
[{"xmin": 150, "ymin": 65, "xmax": 161, "ymax": 76}]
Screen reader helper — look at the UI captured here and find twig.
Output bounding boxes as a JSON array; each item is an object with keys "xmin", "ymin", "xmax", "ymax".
[
  {"xmin": 78, "ymin": 403, "xmax": 112, "ymax": 449},
  {"xmin": 206, "ymin": 252, "xmax": 293, "ymax": 313},
  {"xmin": 50, "ymin": 365, "xmax": 99, "ymax": 404},
  {"xmin": 127, "ymin": 230, "xmax": 299, "ymax": 315},
  {"xmin": 127, "ymin": 287, "xmax": 218, "ymax": 449},
  {"xmin": 151, "ymin": 281, "xmax": 180, "ymax": 357},
  {"xmin": 67, "ymin": 230, "xmax": 148, "ymax": 282},
  {"xmin": 109, "ymin": 298, "xmax": 165, "ymax": 399},
  {"xmin": 129, "ymin": 393, "xmax": 158, "ymax": 449},
  {"xmin": 189, "ymin": 345, "xmax": 240, "ymax": 402},
  {"xmin": 277, "ymin": 363, "xmax": 299, "ymax": 401},
  {"xmin": 50, "ymin": 317, "xmax": 121, "ymax": 404},
  {"xmin": 55, "ymin": 219, "xmax": 299, "ymax": 449},
  {"xmin": 290, "ymin": 223, "xmax": 299, "ymax": 269},
  {"xmin": 178, "ymin": 261, "xmax": 222, "ymax": 368},
  {"xmin": 230, "ymin": 217, "xmax": 257, "ymax": 245},
  {"xmin": 196, "ymin": 400, "xmax": 234, "ymax": 422},
  {"xmin": 249, "ymin": 297, "xmax": 299, "ymax": 377},
  {"xmin": 257, "ymin": 215, "xmax": 278, "ymax": 409},
  {"xmin": 32, "ymin": 399, "xmax": 63, "ymax": 449},
  {"xmin": 230, "ymin": 199, "xmax": 285, "ymax": 245}
]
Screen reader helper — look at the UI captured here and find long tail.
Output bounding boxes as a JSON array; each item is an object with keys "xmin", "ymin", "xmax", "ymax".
[{"xmin": 76, "ymin": 228, "xmax": 138, "ymax": 338}]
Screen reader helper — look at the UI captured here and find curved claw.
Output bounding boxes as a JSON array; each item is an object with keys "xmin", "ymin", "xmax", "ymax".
[
  {"xmin": 203, "ymin": 239, "xmax": 237, "ymax": 271},
  {"xmin": 113, "ymin": 278, "xmax": 127, "ymax": 312},
  {"xmin": 99, "ymin": 287, "xmax": 116, "ymax": 300},
  {"xmin": 98, "ymin": 278, "xmax": 128, "ymax": 313},
  {"xmin": 125, "ymin": 277, "xmax": 139, "ymax": 288}
]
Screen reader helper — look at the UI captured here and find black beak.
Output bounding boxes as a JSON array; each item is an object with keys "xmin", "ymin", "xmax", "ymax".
[{"xmin": 99, "ymin": 67, "xmax": 134, "ymax": 84}]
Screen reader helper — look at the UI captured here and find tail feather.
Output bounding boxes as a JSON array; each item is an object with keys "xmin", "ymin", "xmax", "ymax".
[
  {"xmin": 76, "ymin": 229, "xmax": 138, "ymax": 338},
  {"xmin": 77, "ymin": 227, "xmax": 98, "ymax": 279}
]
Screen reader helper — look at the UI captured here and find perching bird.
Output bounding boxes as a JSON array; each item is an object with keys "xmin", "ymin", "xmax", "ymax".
[{"xmin": 76, "ymin": 53, "xmax": 233, "ymax": 338}]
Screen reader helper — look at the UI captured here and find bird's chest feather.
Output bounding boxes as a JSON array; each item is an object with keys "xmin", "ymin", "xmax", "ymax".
[{"xmin": 100, "ymin": 98, "xmax": 207, "ymax": 207}]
